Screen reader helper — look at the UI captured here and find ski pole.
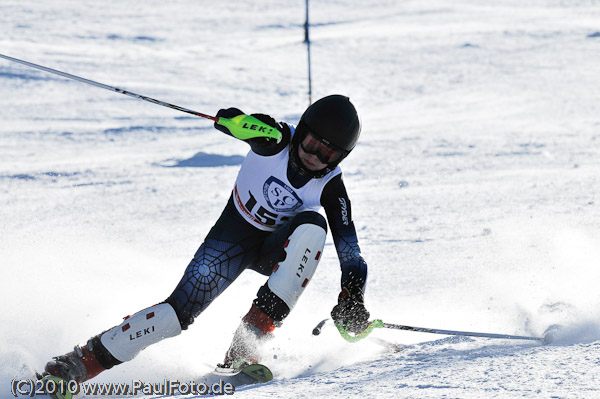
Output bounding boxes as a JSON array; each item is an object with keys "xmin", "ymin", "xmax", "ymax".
[
  {"xmin": 313, "ymin": 319, "xmax": 546, "ymax": 344},
  {"xmin": 378, "ymin": 321, "xmax": 545, "ymax": 342},
  {"xmin": 312, "ymin": 318, "xmax": 329, "ymax": 335},
  {"xmin": 0, "ymin": 53, "xmax": 282, "ymax": 143}
]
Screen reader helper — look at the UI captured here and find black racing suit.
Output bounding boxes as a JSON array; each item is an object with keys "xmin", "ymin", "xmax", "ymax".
[{"xmin": 165, "ymin": 118, "xmax": 368, "ymax": 329}]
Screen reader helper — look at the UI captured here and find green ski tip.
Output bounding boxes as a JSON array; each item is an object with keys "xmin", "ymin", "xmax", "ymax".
[
  {"xmin": 40, "ymin": 375, "xmax": 73, "ymax": 399},
  {"xmin": 241, "ymin": 364, "xmax": 273, "ymax": 383}
]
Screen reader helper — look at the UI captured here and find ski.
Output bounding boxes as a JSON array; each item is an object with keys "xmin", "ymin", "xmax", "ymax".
[{"xmin": 213, "ymin": 363, "xmax": 273, "ymax": 387}]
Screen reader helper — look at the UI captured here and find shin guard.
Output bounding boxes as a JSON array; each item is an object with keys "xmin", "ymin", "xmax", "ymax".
[
  {"xmin": 100, "ymin": 303, "xmax": 182, "ymax": 362},
  {"xmin": 267, "ymin": 223, "xmax": 326, "ymax": 310}
]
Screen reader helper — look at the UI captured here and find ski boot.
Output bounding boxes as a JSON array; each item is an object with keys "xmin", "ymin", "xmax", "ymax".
[
  {"xmin": 216, "ymin": 304, "xmax": 276, "ymax": 372},
  {"xmin": 43, "ymin": 340, "xmax": 107, "ymax": 383}
]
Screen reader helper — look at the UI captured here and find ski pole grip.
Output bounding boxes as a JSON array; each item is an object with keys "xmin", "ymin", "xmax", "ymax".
[
  {"xmin": 217, "ymin": 114, "xmax": 283, "ymax": 143},
  {"xmin": 335, "ymin": 319, "xmax": 384, "ymax": 343},
  {"xmin": 312, "ymin": 318, "xmax": 329, "ymax": 336}
]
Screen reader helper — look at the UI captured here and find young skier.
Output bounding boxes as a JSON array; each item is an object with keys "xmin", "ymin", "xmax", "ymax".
[{"xmin": 42, "ymin": 94, "xmax": 370, "ymax": 382}]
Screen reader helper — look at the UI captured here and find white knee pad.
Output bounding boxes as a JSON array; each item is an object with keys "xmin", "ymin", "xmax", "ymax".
[
  {"xmin": 267, "ymin": 223, "xmax": 326, "ymax": 309},
  {"xmin": 100, "ymin": 303, "xmax": 182, "ymax": 362}
]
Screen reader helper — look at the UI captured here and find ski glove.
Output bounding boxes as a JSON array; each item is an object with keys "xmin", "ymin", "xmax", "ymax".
[
  {"xmin": 331, "ymin": 287, "xmax": 370, "ymax": 334},
  {"xmin": 214, "ymin": 107, "xmax": 244, "ymax": 136},
  {"xmin": 214, "ymin": 108, "xmax": 282, "ymax": 147},
  {"xmin": 246, "ymin": 113, "xmax": 281, "ymax": 147}
]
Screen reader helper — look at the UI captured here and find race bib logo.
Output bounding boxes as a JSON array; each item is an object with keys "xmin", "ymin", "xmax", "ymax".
[{"xmin": 263, "ymin": 176, "xmax": 303, "ymax": 212}]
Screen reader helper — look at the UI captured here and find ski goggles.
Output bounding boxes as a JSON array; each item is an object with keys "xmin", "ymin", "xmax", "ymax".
[{"xmin": 300, "ymin": 131, "xmax": 347, "ymax": 164}]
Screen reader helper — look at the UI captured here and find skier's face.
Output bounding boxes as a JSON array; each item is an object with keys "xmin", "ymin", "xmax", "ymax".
[
  {"xmin": 298, "ymin": 131, "xmax": 346, "ymax": 171},
  {"xmin": 298, "ymin": 144, "xmax": 328, "ymax": 171}
]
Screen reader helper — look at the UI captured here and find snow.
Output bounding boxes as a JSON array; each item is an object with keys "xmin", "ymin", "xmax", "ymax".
[{"xmin": 1, "ymin": 0, "xmax": 600, "ymax": 397}]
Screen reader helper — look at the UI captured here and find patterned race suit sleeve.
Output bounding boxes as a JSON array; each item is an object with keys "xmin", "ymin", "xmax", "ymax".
[{"xmin": 320, "ymin": 174, "xmax": 368, "ymax": 294}]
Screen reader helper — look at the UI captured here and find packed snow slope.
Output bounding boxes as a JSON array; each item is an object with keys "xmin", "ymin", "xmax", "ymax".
[{"xmin": 1, "ymin": 0, "xmax": 600, "ymax": 398}]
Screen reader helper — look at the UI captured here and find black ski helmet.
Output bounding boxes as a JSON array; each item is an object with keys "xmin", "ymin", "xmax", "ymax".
[{"xmin": 290, "ymin": 94, "xmax": 361, "ymax": 178}]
